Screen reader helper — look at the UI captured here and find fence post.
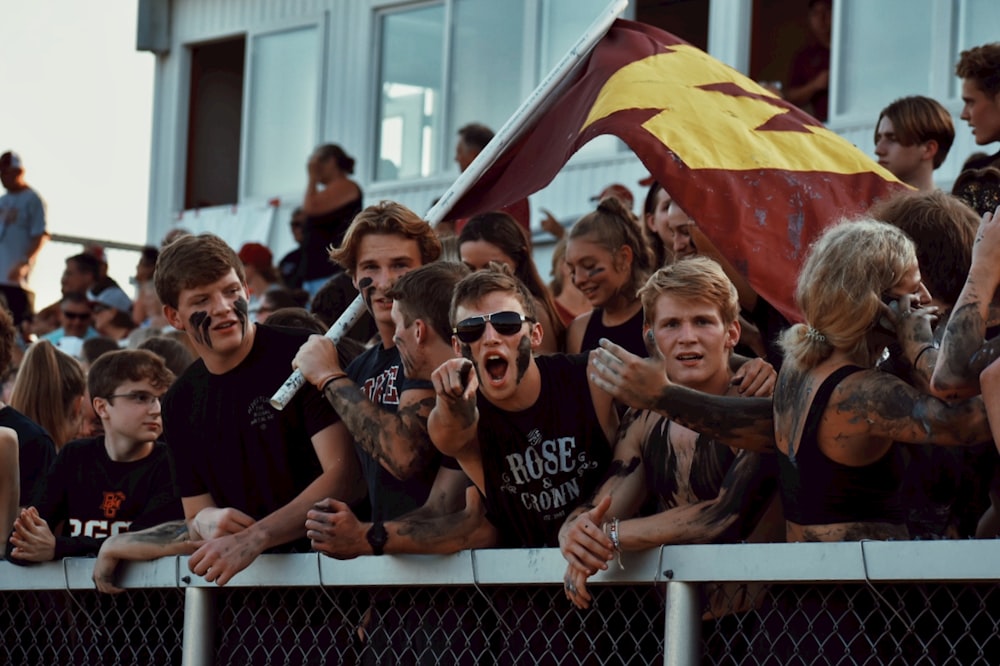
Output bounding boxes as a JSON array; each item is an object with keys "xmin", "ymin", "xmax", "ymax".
[
  {"xmin": 182, "ymin": 587, "xmax": 216, "ymax": 666},
  {"xmin": 663, "ymin": 581, "xmax": 700, "ymax": 666}
]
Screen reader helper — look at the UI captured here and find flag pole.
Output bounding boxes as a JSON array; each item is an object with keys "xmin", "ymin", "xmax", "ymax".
[{"xmin": 270, "ymin": 0, "xmax": 628, "ymax": 410}]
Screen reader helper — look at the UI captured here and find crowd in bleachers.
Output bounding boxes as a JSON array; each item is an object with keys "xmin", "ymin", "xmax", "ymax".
[{"xmin": 1, "ymin": 34, "xmax": 1000, "ymax": 663}]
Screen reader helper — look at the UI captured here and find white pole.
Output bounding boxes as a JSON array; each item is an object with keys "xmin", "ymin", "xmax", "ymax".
[{"xmin": 269, "ymin": 0, "xmax": 629, "ymax": 410}]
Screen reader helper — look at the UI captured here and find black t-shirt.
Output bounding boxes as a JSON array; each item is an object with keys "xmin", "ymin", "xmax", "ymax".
[
  {"xmin": 345, "ymin": 343, "xmax": 446, "ymax": 521},
  {"xmin": 19, "ymin": 436, "xmax": 181, "ymax": 559},
  {"xmin": 163, "ymin": 324, "xmax": 337, "ymax": 520},
  {"xmin": 0, "ymin": 405, "xmax": 56, "ymax": 506},
  {"xmin": 477, "ymin": 354, "xmax": 613, "ymax": 547}
]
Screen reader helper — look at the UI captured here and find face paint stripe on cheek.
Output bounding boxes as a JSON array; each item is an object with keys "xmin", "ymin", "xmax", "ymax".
[
  {"xmin": 189, "ymin": 311, "xmax": 211, "ymax": 348},
  {"xmin": 516, "ymin": 335, "xmax": 531, "ymax": 382},
  {"xmin": 235, "ymin": 297, "xmax": 249, "ymax": 335},
  {"xmin": 358, "ymin": 277, "xmax": 375, "ymax": 314}
]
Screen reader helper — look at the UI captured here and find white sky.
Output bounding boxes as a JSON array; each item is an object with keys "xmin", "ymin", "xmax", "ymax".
[{"xmin": 0, "ymin": 1, "xmax": 154, "ymax": 309}]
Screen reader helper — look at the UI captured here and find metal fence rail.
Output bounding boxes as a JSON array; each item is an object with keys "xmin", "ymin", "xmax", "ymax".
[{"xmin": 1, "ymin": 542, "xmax": 999, "ymax": 665}]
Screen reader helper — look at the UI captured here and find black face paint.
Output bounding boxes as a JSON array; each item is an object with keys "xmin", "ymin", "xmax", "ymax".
[
  {"xmin": 515, "ymin": 335, "xmax": 531, "ymax": 383},
  {"xmin": 189, "ymin": 311, "xmax": 212, "ymax": 348},
  {"xmin": 234, "ymin": 297, "xmax": 249, "ymax": 336},
  {"xmin": 587, "ymin": 267, "xmax": 606, "ymax": 279},
  {"xmin": 459, "ymin": 343, "xmax": 480, "ymax": 384},
  {"xmin": 458, "ymin": 359, "xmax": 473, "ymax": 388},
  {"xmin": 358, "ymin": 277, "xmax": 375, "ymax": 315}
]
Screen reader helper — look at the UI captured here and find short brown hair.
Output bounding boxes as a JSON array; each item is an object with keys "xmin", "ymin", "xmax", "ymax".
[
  {"xmin": 329, "ymin": 201, "xmax": 441, "ymax": 276},
  {"xmin": 869, "ymin": 190, "xmax": 978, "ymax": 306},
  {"xmin": 388, "ymin": 262, "xmax": 470, "ymax": 341},
  {"xmin": 457, "ymin": 123, "xmax": 494, "ymax": 152},
  {"xmin": 639, "ymin": 257, "xmax": 739, "ymax": 329},
  {"xmin": 450, "ymin": 264, "xmax": 536, "ymax": 326},
  {"xmin": 875, "ymin": 96, "xmax": 955, "ymax": 168},
  {"xmin": 154, "ymin": 233, "xmax": 245, "ymax": 309},
  {"xmin": 88, "ymin": 349, "xmax": 176, "ymax": 400},
  {"xmin": 956, "ymin": 43, "xmax": 1000, "ymax": 98}
]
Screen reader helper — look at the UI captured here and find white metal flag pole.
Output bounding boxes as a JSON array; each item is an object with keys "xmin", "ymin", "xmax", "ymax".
[
  {"xmin": 269, "ymin": 295, "xmax": 368, "ymax": 409},
  {"xmin": 269, "ymin": 0, "xmax": 628, "ymax": 410}
]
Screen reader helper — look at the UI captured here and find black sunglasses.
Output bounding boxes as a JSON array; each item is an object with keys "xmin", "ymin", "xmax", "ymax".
[
  {"xmin": 453, "ymin": 310, "xmax": 534, "ymax": 343},
  {"xmin": 62, "ymin": 311, "xmax": 92, "ymax": 320}
]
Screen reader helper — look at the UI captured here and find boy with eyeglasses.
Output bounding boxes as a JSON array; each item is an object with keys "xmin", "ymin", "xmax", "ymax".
[
  {"xmin": 429, "ymin": 268, "xmax": 618, "ymax": 547},
  {"xmin": 8, "ymin": 349, "xmax": 182, "ymax": 563}
]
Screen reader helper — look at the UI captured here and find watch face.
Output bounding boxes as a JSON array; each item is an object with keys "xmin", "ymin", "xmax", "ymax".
[{"xmin": 368, "ymin": 521, "xmax": 388, "ymax": 554}]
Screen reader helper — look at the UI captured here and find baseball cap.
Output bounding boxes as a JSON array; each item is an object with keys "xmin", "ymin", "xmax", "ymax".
[
  {"xmin": 590, "ymin": 183, "xmax": 634, "ymax": 210},
  {"xmin": 0, "ymin": 151, "xmax": 22, "ymax": 171},
  {"xmin": 238, "ymin": 242, "xmax": 274, "ymax": 272},
  {"xmin": 89, "ymin": 287, "xmax": 133, "ymax": 313}
]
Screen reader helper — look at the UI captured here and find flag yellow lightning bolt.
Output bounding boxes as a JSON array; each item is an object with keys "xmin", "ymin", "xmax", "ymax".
[{"xmin": 581, "ymin": 44, "xmax": 896, "ymax": 178}]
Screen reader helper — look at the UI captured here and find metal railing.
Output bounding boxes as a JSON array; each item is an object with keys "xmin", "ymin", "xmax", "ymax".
[{"xmin": 2, "ymin": 541, "xmax": 1000, "ymax": 665}]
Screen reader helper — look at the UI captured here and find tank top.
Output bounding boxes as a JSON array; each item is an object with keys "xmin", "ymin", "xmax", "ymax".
[
  {"xmin": 579, "ymin": 307, "xmax": 647, "ymax": 357},
  {"xmin": 778, "ymin": 365, "xmax": 905, "ymax": 526}
]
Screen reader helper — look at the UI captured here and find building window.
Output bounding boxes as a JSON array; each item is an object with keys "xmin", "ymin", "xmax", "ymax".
[
  {"xmin": 374, "ymin": 0, "xmax": 618, "ymax": 183},
  {"xmin": 376, "ymin": 4, "xmax": 446, "ymax": 181},
  {"xmin": 245, "ymin": 25, "xmax": 321, "ymax": 199}
]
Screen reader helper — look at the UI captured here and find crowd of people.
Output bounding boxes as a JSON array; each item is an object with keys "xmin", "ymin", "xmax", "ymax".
[{"xmin": 0, "ymin": 34, "xmax": 1000, "ymax": 661}]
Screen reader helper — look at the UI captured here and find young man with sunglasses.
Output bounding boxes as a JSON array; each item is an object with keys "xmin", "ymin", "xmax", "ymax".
[
  {"xmin": 430, "ymin": 268, "xmax": 618, "ymax": 547},
  {"xmin": 9, "ymin": 350, "xmax": 182, "ymax": 565}
]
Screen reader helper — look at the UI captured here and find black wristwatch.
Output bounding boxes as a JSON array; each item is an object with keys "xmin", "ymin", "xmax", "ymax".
[{"xmin": 366, "ymin": 521, "xmax": 388, "ymax": 556}]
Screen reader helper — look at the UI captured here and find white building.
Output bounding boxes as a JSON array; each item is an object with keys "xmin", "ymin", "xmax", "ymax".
[{"xmin": 137, "ymin": 0, "xmax": 998, "ymax": 260}]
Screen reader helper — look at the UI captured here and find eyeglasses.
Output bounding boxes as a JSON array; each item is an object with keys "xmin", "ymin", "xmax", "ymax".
[
  {"xmin": 107, "ymin": 391, "xmax": 163, "ymax": 406},
  {"xmin": 62, "ymin": 311, "xmax": 92, "ymax": 320},
  {"xmin": 453, "ymin": 310, "xmax": 534, "ymax": 343}
]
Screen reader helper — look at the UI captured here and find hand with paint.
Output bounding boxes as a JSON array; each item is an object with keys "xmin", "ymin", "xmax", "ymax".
[
  {"xmin": 731, "ymin": 357, "xmax": 776, "ymax": 397},
  {"xmin": 428, "ymin": 357, "xmax": 481, "ymax": 457},
  {"xmin": 305, "ymin": 498, "xmax": 368, "ymax": 559},
  {"xmin": 292, "ymin": 335, "xmax": 345, "ymax": 391},
  {"xmin": 588, "ymin": 337, "xmax": 670, "ymax": 411},
  {"xmin": 559, "ymin": 495, "xmax": 614, "ymax": 579}
]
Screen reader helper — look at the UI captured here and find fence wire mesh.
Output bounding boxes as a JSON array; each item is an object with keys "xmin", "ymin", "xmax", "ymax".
[
  {"xmin": 701, "ymin": 582, "xmax": 1000, "ymax": 666},
  {"xmin": 0, "ymin": 587, "xmax": 184, "ymax": 666},
  {"xmin": 3, "ymin": 574, "xmax": 1000, "ymax": 664}
]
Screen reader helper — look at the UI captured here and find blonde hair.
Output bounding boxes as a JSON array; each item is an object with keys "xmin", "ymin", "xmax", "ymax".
[
  {"xmin": 10, "ymin": 340, "xmax": 86, "ymax": 448},
  {"xmin": 780, "ymin": 219, "xmax": 916, "ymax": 370},
  {"xmin": 639, "ymin": 257, "xmax": 739, "ymax": 328}
]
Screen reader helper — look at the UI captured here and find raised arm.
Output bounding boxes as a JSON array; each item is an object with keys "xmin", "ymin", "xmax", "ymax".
[
  {"xmin": 836, "ymin": 370, "xmax": 990, "ymax": 448},
  {"xmin": 932, "ymin": 206, "xmax": 1000, "ymax": 399},
  {"xmin": 428, "ymin": 358, "xmax": 484, "ymax": 488},
  {"xmin": 588, "ymin": 339, "xmax": 775, "ymax": 452},
  {"xmin": 294, "ymin": 335, "xmax": 438, "ymax": 480}
]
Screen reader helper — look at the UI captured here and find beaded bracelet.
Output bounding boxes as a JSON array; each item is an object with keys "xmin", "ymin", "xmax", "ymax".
[{"xmin": 608, "ymin": 517, "xmax": 624, "ymax": 570}]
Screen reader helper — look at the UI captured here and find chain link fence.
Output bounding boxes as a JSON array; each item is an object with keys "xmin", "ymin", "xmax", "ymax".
[{"xmin": 2, "ymin": 543, "xmax": 1000, "ymax": 665}]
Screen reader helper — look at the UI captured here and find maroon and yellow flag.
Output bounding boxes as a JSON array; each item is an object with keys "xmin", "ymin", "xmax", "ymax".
[{"xmin": 444, "ymin": 19, "xmax": 907, "ymax": 323}]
